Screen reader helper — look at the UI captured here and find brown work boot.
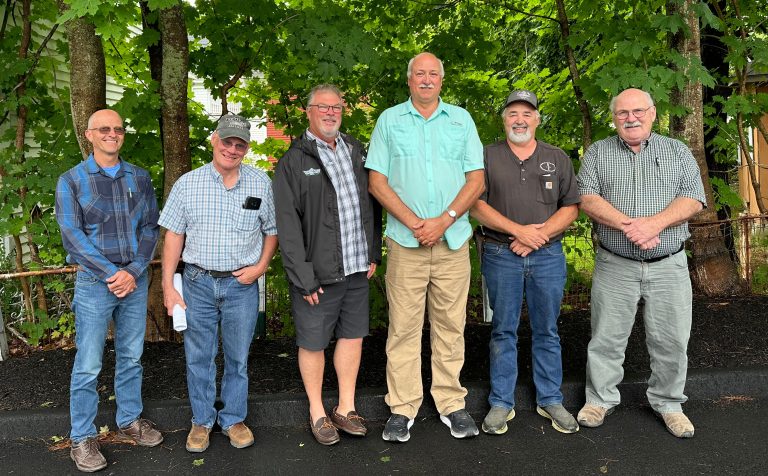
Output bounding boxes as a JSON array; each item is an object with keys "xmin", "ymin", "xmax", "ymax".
[
  {"xmin": 118, "ymin": 418, "xmax": 164, "ymax": 447},
  {"xmin": 330, "ymin": 406, "xmax": 368, "ymax": 436},
  {"xmin": 70, "ymin": 437, "xmax": 107, "ymax": 473},
  {"xmin": 310, "ymin": 416, "xmax": 340, "ymax": 445},
  {"xmin": 222, "ymin": 422, "xmax": 255, "ymax": 448},
  {"xmin": 185, "ymin": 424, "xmax": 211, "ymax": 453}
]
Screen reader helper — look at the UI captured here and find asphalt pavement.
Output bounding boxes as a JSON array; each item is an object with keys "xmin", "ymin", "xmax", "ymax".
[
  {"xmin": 1, "ymin": 397, "xmax": 764, "ymax": 475},
  {"xmin": 2, "ymin": 364, "xmax": 767, "ymax": 475}
]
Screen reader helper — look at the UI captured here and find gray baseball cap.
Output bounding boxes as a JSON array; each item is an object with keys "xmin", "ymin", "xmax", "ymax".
[
  {"xmin": 216, "ymin": 114, "xmax": 251, "ymax": 142},
  {"xmin": 502, "ymin": 90, "xmax": 538, "ymax": 110}
]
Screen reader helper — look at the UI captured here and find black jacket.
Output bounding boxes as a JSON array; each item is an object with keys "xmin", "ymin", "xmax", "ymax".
[{"xmin": 273, "ymin": 132, "xmax": 382, "ymax": 295}]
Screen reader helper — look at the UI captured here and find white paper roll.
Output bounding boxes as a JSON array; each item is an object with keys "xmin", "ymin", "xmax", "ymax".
[{"xmin": 172, "ymin": 273, "xmax": 187, "ymax": 332}]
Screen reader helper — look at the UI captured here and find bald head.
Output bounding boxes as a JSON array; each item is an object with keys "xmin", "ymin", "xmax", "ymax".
[
  {"xmin": 84, "ymin": 109, "xmax": 125, "ymax": 164},
  {"xmin": 87, "ymin": 109, "xmax": 123, "ymax": 129}
]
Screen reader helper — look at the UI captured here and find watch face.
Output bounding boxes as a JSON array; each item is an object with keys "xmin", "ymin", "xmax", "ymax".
[{"xmin": 448, "ymin": 210, "xmax": 457, "ymax": 218}]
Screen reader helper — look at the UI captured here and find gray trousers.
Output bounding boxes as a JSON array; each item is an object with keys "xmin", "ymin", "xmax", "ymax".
[{"xmin": 585, "ymin": 247, "xmax": 692, "ymax": 413}]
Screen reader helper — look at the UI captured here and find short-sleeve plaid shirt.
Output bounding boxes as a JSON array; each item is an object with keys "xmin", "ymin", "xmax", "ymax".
[
  {"xmin": 305, "ymin": 129, "xmax": 369, "ymax": 276},
  {"xmin": 577, "ymin": 133, "xmax": 706, "ymax": 259},
  {"xmin": 159, "ymin": 162, "xmax": 277, "ymax": 271}
]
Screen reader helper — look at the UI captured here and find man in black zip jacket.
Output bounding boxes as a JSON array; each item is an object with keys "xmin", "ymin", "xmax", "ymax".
[{"xmin": 273, "ymin": 84, "xmax": 382, "ymax": 446}]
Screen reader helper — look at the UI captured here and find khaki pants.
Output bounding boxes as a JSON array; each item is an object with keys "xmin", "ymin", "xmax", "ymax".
[{"xmin": 384, "ymin": 238, "xmax": 471, "ymax": 419}]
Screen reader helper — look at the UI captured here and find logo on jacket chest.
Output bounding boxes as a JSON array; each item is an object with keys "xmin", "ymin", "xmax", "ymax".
[{"xmin": 303, "ymin": 168, "xmax": 321, "ymax": 176}]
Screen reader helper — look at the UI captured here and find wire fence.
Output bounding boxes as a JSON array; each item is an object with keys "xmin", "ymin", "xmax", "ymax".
[{"xmin": 1, "ymin": 215, "xmax": 767, "ymax": 345}]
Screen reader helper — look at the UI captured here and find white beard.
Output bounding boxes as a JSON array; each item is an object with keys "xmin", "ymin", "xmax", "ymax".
[{"xmin": 507, "ymin": 129, "xmax": 532, "ymax": 144}]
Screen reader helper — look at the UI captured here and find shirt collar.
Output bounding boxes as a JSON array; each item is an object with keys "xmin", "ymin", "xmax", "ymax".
[
  {"xmin": 619, "ymin": 132, "xmax": 654, "ymax": 152},
  {"xmin": 206, "ymin": 162, "xmax": 241, "ymax": 189},
  {"xmin": 403, "ymin": 97, "xmax": 449, "ymax": 118},
  {"xmin": 85, "ymin": 153, "xmax": 131, "ymax": 177},
  {"xmin": 305, "ymin": 129, "xmax": 340, "ymax": 149}
]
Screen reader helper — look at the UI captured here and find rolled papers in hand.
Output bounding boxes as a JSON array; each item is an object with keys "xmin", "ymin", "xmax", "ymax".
[{"xmin": 172, "ymin": 273, "xmax": 187, "ymax": 332}]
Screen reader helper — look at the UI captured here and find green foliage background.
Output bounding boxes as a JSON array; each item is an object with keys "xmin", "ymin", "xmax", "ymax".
[{"xmin": 2, "ymin": 0, "xmax": 768, "ymax": 342}]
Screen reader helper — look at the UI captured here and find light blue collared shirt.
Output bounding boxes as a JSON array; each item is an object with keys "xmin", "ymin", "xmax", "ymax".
[{"xmin": 365, "ymin": 98, "xmax": 484, "ymax": 249}]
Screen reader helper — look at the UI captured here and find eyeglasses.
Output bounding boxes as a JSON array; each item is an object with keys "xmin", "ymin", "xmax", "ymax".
[
  {"xmin": 308, "ymin": 104, "xmax": 343, "ymax": 113},
  {"xmin": 413, "ymin": 71, "xmax": 441, "ymax": 80},
  {"xmin": 220, "ymin": 137, "xmax": 248, "ymax": 152},
  {"xmin": 613, "ymin": 106, "xmax": 654, "ymax": 120},
  {"xmin": 89, "ymin": 126, "xmax": 126, "ymax": 135}
]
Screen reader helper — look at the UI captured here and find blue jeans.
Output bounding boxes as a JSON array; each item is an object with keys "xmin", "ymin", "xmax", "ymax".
[
  {"xmin": 482, "ymin": 241, "xmax": 566, "ymax": 409},
  {"xmin": 70, "ymin": 270, "xmax": 148, "ymax": 443},
  {"xmin": 182, "ymin": 266, "xmax": 258, "ymax": 429}
]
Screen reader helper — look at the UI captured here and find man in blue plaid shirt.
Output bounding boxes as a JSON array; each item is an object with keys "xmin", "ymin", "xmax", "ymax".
[{"xmin": 56, "ymin": 109, "xmax": 161, "ymax": 473}]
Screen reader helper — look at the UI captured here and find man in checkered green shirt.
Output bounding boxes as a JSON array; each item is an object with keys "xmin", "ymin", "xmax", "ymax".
[{"xmin": 576, "ymin": 88, "xmax": 706, "ymax": 439}]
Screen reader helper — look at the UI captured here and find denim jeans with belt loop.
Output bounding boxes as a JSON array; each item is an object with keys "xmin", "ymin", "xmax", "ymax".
[
  {"xmin": 481, "ymin": 241, "xmax": 567, "ymax": 410},
  {"xmin": 69, "ymin": 270, "xmax": 149, "ymax": 443},
  {"xmin": 182, "ymin": 265, "xmax": 259, "ymax": 430}
]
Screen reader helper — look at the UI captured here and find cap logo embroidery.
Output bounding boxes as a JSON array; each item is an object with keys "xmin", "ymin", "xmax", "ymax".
[{"xmin": 303, "ymin": 168, "xmax": 321, "ymax": 176}]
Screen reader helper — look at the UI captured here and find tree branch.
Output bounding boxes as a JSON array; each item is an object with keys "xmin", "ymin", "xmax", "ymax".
[{"xmin": 2, "ymin": 22, "xmax": 59, "ymax": 101}]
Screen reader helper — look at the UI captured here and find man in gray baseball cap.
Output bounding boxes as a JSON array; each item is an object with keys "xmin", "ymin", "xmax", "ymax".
[
  {"xmin": 471, "ymin": 87, "xmax": 581, "ymax": 436},
  {"xmin": 501, "ymin": 89, "xmax": 538, "ymax": 111},
  {"xmin": 160, "ymin": 110, "xmax": 277, "ymax": 453}
]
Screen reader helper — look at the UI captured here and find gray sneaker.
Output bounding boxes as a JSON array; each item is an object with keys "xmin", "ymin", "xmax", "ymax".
[
  {"xmin": 382, "ymin": 413, "xmax": 413, "ymax": 443},
  {"xmin": 482, "ymin": 406, "xmax": 516, "ymax": 435},
  {"xmin": 537, "ymin": 404, "xmax": 580, "ymax": 434},
  {"xmin": 70, "ymin": 437, "xmax": 107, "ymax": 473},
  {"xmin": 440, "ymin": 409, "xmax": 479, "ymax": 439}
]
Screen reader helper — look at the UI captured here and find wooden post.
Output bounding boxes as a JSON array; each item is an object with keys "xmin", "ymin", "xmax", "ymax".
[{"xmin": 0, "ymin": 307, "xmax": 9, "ymax": 361}]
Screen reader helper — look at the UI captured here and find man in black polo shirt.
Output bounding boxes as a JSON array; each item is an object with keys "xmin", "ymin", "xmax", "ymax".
[{"xmin": 471, "ymin": 90, "xmax": 580, "ymax": 435}]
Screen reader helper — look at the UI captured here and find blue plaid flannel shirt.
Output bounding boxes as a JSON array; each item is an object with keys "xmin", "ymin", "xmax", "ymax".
[{"xmin": 55, "ymin": 154, "xmax": 160, "ymax": 282}]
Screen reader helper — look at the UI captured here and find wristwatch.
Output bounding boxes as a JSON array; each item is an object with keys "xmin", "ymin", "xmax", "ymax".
[{"xmin": 447, "ymin": 209, "xmax": 457, "ymax": 221}]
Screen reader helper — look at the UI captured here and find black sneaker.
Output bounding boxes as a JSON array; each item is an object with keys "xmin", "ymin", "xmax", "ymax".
[
  {"xmin": 382, "ymin": 413, "xmax": 413, "ymax": 443},
  {"xmin": 440, "ymin": 409, "xmax": 479, "ymax": 439}
]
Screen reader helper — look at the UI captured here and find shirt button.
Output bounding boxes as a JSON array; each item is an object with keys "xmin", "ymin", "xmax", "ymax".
[{"xmin": 522, "ymin": 178, "xmax": 526, "ymax": 181}]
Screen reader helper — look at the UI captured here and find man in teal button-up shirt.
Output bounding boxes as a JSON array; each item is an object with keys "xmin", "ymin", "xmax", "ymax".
[{"xmin": 366, "ymin": 52, "xmax": 484, "ymax": 443}]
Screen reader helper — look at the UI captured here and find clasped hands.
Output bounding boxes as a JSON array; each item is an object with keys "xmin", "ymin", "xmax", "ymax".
[
  {"xmin": 621, "ymin": 217, "xmax": 661, "ymax": 250},
  {"xmin": 411, "ymin": 216, "xmax": 452, "ymax": 247},
  {"xmin": 107, "ymin": 270, "xmax": 136, "ymax": 298}
]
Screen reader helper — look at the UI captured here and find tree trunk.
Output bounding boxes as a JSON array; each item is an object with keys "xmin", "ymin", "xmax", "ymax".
[
  {"xmin": 60, "ymin": 2, "xmax": 106, "ymax": 159},
  {"xmin": 143, "ymin": 2, "xmax": 191, "ymax": 342},
  {"xmin": 158, "ymin": 3, "xmax": 191, "ymax": 200},
  {"xmin": 668, "ymin": 0, "xmax": 743, "ymax": 295}
]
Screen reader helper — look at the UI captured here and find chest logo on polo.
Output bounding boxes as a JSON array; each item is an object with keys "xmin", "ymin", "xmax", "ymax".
[
  {"xmin": 303, "ymin": 168, "xmax": 321, "ymax": 176},
  {"xmin": 540, "ymin": 162, "xmax": 556, "ymax": 173}
]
